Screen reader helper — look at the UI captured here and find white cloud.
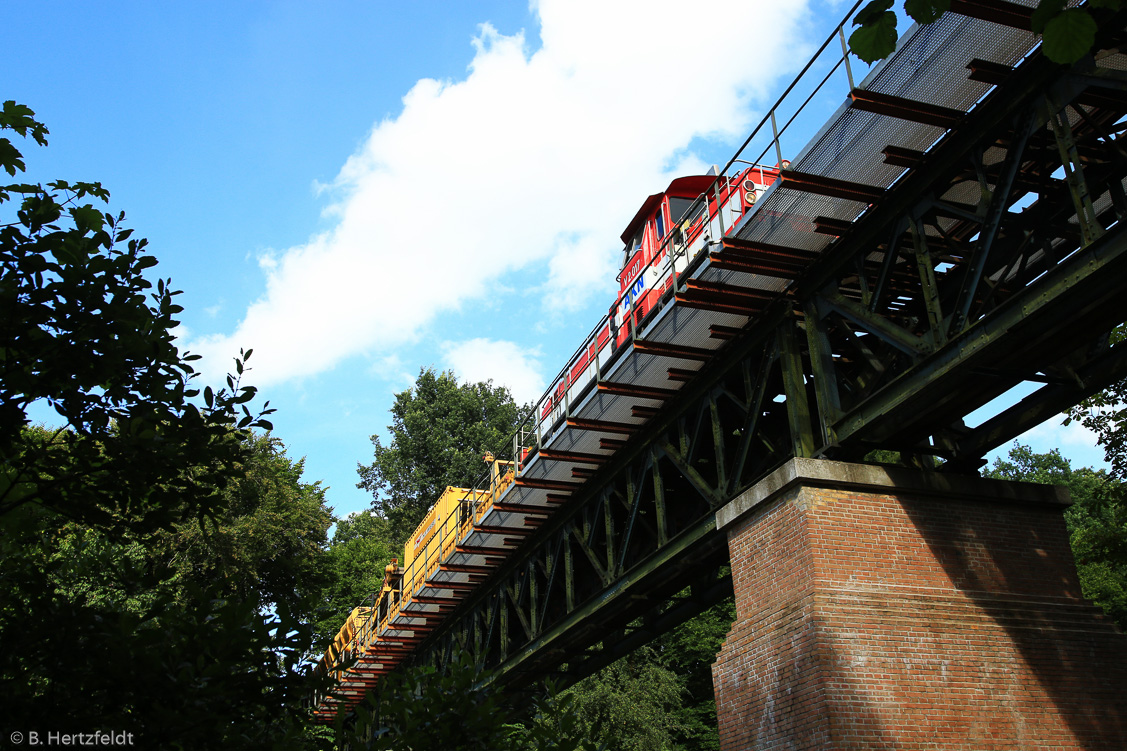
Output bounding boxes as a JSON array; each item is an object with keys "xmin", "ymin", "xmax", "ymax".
[
  {"xmin": 442, "ymin": 338, "xmax": 545, "ymax": 405},
  {"xmin": 190, "ymin": 0, "xmax": 811, "ymax": 386},
  {"xmin": 982, "ymin": 410, "xmax": 1109, "ymax": 473},
  {"xmin": 1017, "ymin": 415, "xmax": 1108, "ymax": 467}
]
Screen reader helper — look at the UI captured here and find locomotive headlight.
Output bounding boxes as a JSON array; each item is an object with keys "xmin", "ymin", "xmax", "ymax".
[
  {"xmin": 742, "ymin": 178, "xmax": 756, "ymax": 192},
  {"xmin": 744, "ymin": 190, "xmax": 757, "ymax": 205}
]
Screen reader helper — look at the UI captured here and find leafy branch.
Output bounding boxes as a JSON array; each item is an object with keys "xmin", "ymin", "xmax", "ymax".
[{"xmin": 849, "ymin": 0, "xmax": 1124, "ymax": 64}]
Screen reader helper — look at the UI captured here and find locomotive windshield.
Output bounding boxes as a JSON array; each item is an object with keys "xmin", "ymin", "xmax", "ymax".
[
  {"xmin": 668, "ymin": 196, "xmax": 695, "ymax": 225},
  {"xmin": 621, "ymin": 226, "xmax": 644, "ymax": 271}
]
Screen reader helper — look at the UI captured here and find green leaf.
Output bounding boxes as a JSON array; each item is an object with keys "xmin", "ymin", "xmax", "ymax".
[
  {"xmin": 904, "ymin": 0, "xmax": 950, "ymax": 24},
  {"xmin": 1031, "ymin": 0, "xmax": 1067, "ymax": 34},
  {"xmin": 1042, "ymin": 8, "xmax": 1097, "ymax": 64},
  {"xmin": 854, "ymin": 0, "xmax": 894, "ymax": 26},
  {"xmin": 0, "ymin": 100, "xmax": 49, "ymax": 145},
  {"xmin": 0, "ymin": 137, "xmax": 25, "ymax": 176},
  {"xmin": 849, "ymin": 10, "xmax": 899, "ymax": 63},
  {"xmin": 70, "ymin": 204, "xmax": 104, "ymax": 234}
]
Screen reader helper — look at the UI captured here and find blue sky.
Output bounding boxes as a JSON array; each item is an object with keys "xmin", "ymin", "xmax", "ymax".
[{"xmin": 8, "ymin": 1, "xmax": 1107, "ymax": 519}]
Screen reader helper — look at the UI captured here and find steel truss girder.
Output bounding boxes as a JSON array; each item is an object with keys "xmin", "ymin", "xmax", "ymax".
[
  {"xmin": 802, "ymin": 48, "xmax": 1127, "ymax": 462},
  {"xmin": 400, "ymin": 32, "xmax": 1127, "ymax": 703},
  {"xmin": 414, "ymin": 329, "xmax": 802, "ymax": 693}
]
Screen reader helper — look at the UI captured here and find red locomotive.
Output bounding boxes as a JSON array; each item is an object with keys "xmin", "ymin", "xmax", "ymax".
[{"xmin": 542, "ymin": 163, "xmax": 782, "ymax": 422}]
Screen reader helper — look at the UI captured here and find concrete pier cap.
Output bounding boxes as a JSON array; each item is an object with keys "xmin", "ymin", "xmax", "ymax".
[{"xmin": 715, "ymin": 457, "xmax": 1070, "ymax": 533}]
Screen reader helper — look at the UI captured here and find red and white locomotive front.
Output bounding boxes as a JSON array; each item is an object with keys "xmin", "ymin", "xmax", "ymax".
[
  {"xmin": 609, "ymin": 166, "xmax": 779, "ymax": 347},
  {"xmin": 539, "ymin": 164, "xmax": 781, "ymax": 424}
]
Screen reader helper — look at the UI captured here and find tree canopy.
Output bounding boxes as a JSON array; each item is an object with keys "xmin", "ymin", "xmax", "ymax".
[
  {"xmin": 152, "ymin": 431, "xmax": 334, "ymax": 615},
  {"xmin": 357, "ymin": 367, "xmax": 528, "ymax": 546},
  {"xmin": 342, "ymin": 654, "xmax": 604, "ymax": 751},
  {"xmin": 310, "ymin": 509, "xmax": 398, "ymax": 648},
  {"xmin": 1, "ymin": 99, "xmax": 273, "ymax": 533},
  {"xmin": 0, "ymin": 102, "xmax": 331, "ymax": 747}
]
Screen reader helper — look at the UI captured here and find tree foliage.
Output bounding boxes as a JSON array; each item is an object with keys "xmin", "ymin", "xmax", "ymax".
[
  {"xmin": 310, "ymin": 509, "xmax": 398, "ymax": 648},
  {"xmin": 357, "ymin": 368, "xmax": 528, "ymax": 545},
  {"xmin": 848, "ymin": 0, "xmax": 1123, "ymax": 64},
  {"xmin": 0, "ymin": 428, "xmax": 336, "ymax": 746},
  {"xmin": 1, "ymin": 99, "xmax": 273, "ymax": 533},
  {"xmin": 563, "ymin": 597, "xmax": 736, "ymax": 751},
  {"xmin": 0, "ymin": 102, "xmax": 331, "ymax": 746},
  {"xmin": 654, "ymin": 599, "xmax": 737, "ymax": 750},
  {"xmin": 351, "ymin": 654, "xmax": 602, "ymax": 751},
  {"xmin": 568, "ymin": 645, "xmax": 688, "ymax": 751},
  {"xmin": 154, "ymin": 432, "xmax": 334, "ymax": 615},
  {"xmin": 1067, "ymin": 339, "xmax": 1127, "ymax": 479},
  {"xmin": 0, "ymin": 501, "xmax": 316, "ymax": 746}
]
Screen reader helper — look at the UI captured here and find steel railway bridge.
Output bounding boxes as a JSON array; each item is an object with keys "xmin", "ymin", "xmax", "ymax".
[{"xmin": 322, "ymin": 0, "xmax": 1127, "ymax": 723}]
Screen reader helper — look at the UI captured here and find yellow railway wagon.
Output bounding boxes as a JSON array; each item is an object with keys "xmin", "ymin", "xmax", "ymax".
[
  {"xmin": 401, "ymin": 485, "xmax": 488, "ymax": 597},
  {"xmin": 315, "ymin": 455, "xmax": 518, "ymax": 712},
  {"xmin": 318, "ymin": 605, "xmax": 372, "ymax": 680}
]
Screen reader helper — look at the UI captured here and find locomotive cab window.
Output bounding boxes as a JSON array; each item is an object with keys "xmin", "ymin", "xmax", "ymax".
[
  {"xmin": 622, "ymin": 227, "xmax": 643, "ymax": 268},
  {"xmin": 622, "ymin": 226, "xmax": 645, "ymax": 270},
  {"xmin": 668, "ymin": 197, "xmax": 694, "ymax": 225}
]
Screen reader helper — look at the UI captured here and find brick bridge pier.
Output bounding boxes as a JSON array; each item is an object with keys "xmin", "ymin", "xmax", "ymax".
[{"xmin": 711, "ymin": 458, "xmax": 1127, "ymax": 750}]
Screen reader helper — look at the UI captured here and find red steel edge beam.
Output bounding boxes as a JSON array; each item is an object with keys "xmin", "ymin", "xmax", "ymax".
[
  {"xmin": 514, "ymin": 476, "xmax": 581, "ymax": 491},
  {"xmin": 675, "ymin": 292, "xmax": 764, "ymax": 317},
  {"xmin": 536, "ymin": 449, "xmax": 608, "ymax": 464},
  {"xmin": 493, "ymin": 503, "xmax": 555, "ymax": 515},
  {"xmin": 685, "ymin": 278, "xmax": 775, "ymax": 302},
  {"xmin": 597, "ymin": 381, "xmax": 677, "ymax": 400},
  {"xmin": 456, "ymin": 544, "xmax": 511, "ymax": 555},
  {"xmin": 709, "ymin": 324, "xmax": 742, "ymax": 340},
  {"xmin": 849, "ymin": 89, "xmax": 965, "ymax": 129},
  {"xmin": 440, "ymin": 563, "xmax": 494, "ymax": 574},
  {"xmin": 631, "ymin": 339, "xmax": 714, "ymax": 361},
  {"xmin": 476, "ymin": 525, "xmax": 531, "ymax": 535},
  {"xmin": 950, "ymin": 0, "xmax": 1033, "ymax": 30},
  {"xmin": 721, "ymin": 236, "xmax": 819, "ymax": 263},
  {"xmin": 567, "ymin": 418, "xmax": 637, "ymax": 435},
  {"xmin": 779, "ymin": 169, "xmax": 885, "ymax": 203}
]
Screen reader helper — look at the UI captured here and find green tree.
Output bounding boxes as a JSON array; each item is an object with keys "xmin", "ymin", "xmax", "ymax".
[
  {"xmin": 0, "ymin": 103, "xmax": 326, "ymax": 746},
  {"xmin": 986, "ymin": 443, "xmax": 1127, "ymax": 629},
  {"xmin": 654, "ymin": 599, "xmax": 736, "ymax": 750},
  {"xmin": 848, "ymin": 0, "xmax": 1124, "ymax": 65},
  {"xmin": 560, "ymin": 597, "xmax": 736, "ymax": 751},
  {"xmin": 155, "ymin": 431, "xmax": 334, "ymax": 615},
  {"xmin": 353, "ymin": 654, "xmax": 602, "ymax": 751},
  {"xmin": 1, "ymin": 100, "xmax": 270, "ymax": 533},
  {"xmin": 357, "ymin": 368, "xmax": 528, "ymax": 545},
  {"xmin": 310, "ymin": 509, "xmax": 398, "ymax": 648},
  {"xmin": 1067, "ymin": 326, "xmax": 1127, "ymax": 479},
  {"xmin": 567, "ymin": 645, "xmax": 687, "ymax": 751},
  {"xmin": 0, "ymin": 501, "xmax": 315, "ymax": 746}
]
